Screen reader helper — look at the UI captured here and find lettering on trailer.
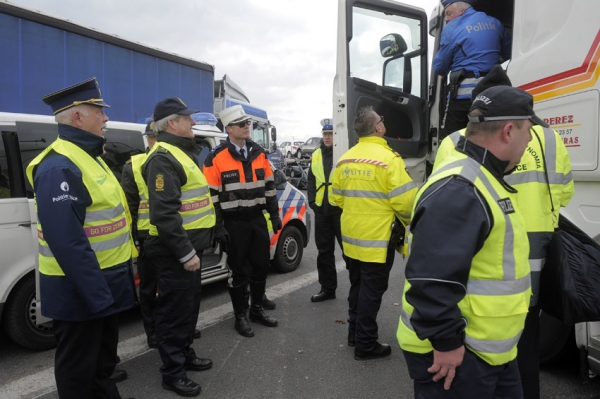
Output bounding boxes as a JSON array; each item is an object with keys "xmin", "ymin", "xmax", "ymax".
[
  {"xmin": 546, "ymin": 114, "xmax": 580, "ymax": 147},
  {"xmin": 544, "ymin": 115, "xmax": 574, "ymax": 126}
]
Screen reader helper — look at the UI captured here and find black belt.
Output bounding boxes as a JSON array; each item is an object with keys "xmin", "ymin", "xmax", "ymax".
[{"xmin": 464, "ymin": 71, "xmax": 488, "ymax": 79}]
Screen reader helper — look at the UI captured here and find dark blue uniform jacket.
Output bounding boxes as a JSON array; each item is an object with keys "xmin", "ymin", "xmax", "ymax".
[{"xmin": 30, "ymin": 124, "xmax": 136, "ymax": 321}]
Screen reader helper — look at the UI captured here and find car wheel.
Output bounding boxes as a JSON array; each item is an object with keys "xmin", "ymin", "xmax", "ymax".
[
  {"xmin": 539, "ymin": 309, "xmax": 575, "ymax": 364},
  {"xmin": 271, "ymin": 226, "xmax": 304, "ymax": 273},
  {"xmin": 296, "ymin": 150, "xmax": 302, "ymax": 159},
  {"xmin": 287, "ymin": 151, "xmax": 292, "ymax": 159},
  {"xmin": 2, "ymin": 274, "xmax": 56, "ymax": 351}
]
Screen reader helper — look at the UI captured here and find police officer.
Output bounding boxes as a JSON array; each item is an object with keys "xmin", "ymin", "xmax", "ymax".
[
  {"xmin": 142, "ymin": 98, "xmax": 215, "ymax": 397},
  {"xmin": 121, "ymin": 123, "xmax": 159, "ymax": 348},
  {"xmin": 434, "ymin": 0, "xmax": 511, "ymax": 138},
  {"xmin": 434, "ymin": 66, "xmax": 575, "ymax": 399},
  {"xmin": 332, "ymin": 106, "xmax": 417, "ymax": 359},
  {"xmin": 308, "ymin": 120, "xmax": 345, "ymax": 302},
  {"xmin": 203, "ymin": 105, "xmax": 280, "ymax": 338},
  {"xmin": 26, "ymin": 77, "xmax": 137, "ymax": 398},
  {"xmin": 399, "ymin": 86, "xmax": 541, "ymax": 397}
]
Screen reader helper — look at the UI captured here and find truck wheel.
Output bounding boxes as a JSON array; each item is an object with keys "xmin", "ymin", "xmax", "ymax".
[
  {"xmin": 539, "ymin": 310, "xmax": 574, "ymax": 364},
  {"xmin": 2, "ymin": 275, "xmax": 56, "ymax": 351},
  {"xmin": 271, "ymin": 226, "xmax": 304, "ymax": 273}
]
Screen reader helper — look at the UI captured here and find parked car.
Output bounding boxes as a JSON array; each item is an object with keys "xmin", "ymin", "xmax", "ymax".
[
  {"xmin": 297, "ymin": 136, "xmax": 322, "ymax": 159},
  {"xmin": 280, "ymin": 141, "xmax": 304, "ymax": 159}
]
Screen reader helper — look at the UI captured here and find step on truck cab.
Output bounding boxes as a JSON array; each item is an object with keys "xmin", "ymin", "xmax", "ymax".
[{"xmin": 0, "ymin": 111, "xmax": 310, "ymax": 351}]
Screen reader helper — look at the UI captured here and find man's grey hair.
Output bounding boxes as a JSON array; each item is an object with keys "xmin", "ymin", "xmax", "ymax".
[
  {"xmin": 55, "ymin": 105, "xmax": 88, "ymax": 124},
  {"xmin": 153, "ymin": 114, "xmax": 180, "ymax": 133},
  {"xmin": 453, "ymin": 2, "xmax": 471, "ymax": 12},
  {"xmin": 354, "ymin": 106, "xmax": 379, "ymax": 137}
]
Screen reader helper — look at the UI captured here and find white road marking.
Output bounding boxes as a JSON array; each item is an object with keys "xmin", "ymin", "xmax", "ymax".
[{"xmin": 1, "ymin": 261, "xmax": 346, "ymax": 399}]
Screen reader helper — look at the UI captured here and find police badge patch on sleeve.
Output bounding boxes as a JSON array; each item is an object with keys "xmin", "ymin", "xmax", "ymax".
[
  {"xmin": 155, "ymin": 174, "xmax": 165, "ymax": 191},
  {"xmin": 497, "ymin": 198, "xmax": 515, "ymax": 214}
]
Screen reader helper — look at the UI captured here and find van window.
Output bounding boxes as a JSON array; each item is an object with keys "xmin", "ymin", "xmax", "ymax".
[
  {"xmin": 104, "ymin": 129, "xmax": 145, "ymax": 181},
  {"xmin": 194, "ymin": 138, "xmax": 212, "ymax": 167},
  {"xmin": 0, "ymin": 135, "xmax": 10, "ymax": 198},
  {"xmin": 15, "ymin": 122, "xmax": 58, "ymax": 198}
]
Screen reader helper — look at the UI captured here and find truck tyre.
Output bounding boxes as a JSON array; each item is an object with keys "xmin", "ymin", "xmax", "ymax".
[
  {"xmin": 539, "ymin": 310, "xmax": 574, "ymax": 364},
  {"xmin": 2, "ymin": 275, "xmax": 56, "ymax": 351},
  {"xmin": 271, "ymin": 226, "xmax": 303, "ymax": 273}
]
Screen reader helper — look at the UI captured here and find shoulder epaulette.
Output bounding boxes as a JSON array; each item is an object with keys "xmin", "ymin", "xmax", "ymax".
[{"xmin": 157, "ymin": 147, "xmax": 169, "ymax": 154}]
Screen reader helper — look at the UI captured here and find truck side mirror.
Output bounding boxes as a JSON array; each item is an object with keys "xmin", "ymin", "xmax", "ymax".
[
  {"xmin": 271, "ymin": 126, "xmax": 277, "ymax": 142},
  {"xmin": 380, "ymin": 33, "xmax": 407, "ymax": 58}
]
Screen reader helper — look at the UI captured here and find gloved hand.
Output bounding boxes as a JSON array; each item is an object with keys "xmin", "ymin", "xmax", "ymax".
[
  {"xmin": 271, "ymin": 216, "xmax": 282, "ymax": 234},
  {"xmin": 213, "ymin": 225, "xmax": 230, "ymax": 253}
]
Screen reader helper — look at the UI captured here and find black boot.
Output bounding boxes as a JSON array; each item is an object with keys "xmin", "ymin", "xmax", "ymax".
[
  {"xmin": 235, "ymin": 311, "xmax": 254, "ymax": 337},
  {"xmin": 229, "ymin": 286, "xmax": 254, "ymax": 337},
  {"xmin": 249, "ymin": 305, "xmax": 278, "ymax": 327},
  {"xmin": 249, "ymin": 280, "xmax": 278, "ymax": 327}
]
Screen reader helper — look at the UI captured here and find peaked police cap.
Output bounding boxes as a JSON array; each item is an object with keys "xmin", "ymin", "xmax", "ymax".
[{"xmin": 42, "ymin": 77, "xmax": 110, "ymax": 115}]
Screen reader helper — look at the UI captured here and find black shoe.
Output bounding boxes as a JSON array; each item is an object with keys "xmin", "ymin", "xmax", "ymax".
[
  {"xmin": 109, "ymin": 369, "xmax": 128, "ymax": 383},
  {"xmin": 162, "ymin": 377, "xmax": 201, "ymax": 397},
  {"xmin": 185, "ymin": 357, "xmax": 213, "ymax": 371},
  {"xmin": 354, "ymin": 342, "xmax": 392, "ymax": 360},
  {"xmin": 249, "ymin": 306, "xmax": 278, "ymax": 327},
  {"xmin": 147, "ymin": 334, "xmax": 158, "ymax": 349},
  {"xmin": 348, "ymin": 332, "xmax": 355, "ymax": 347},
  {"xmin": 193, "ymin": 329, "xmax": 201, "ymax": 339},
  {"xmin": 311, "ymin": 291, "xmax": 336, "ymax": 302},
  {"xmin": 262, "ymin": 296, "xmax": 276, "ymax": 310},
  {"xmin": 235, "ymin": 313, "xmax": 255, "ymax": 337}
]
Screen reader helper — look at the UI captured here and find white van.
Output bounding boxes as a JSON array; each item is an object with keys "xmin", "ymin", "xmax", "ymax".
[{"xmin": 0, "ymin": 112, "xmax": 310, "ymax": 351}]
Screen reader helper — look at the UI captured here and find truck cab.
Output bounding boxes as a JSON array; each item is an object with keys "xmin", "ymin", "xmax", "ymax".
[
  {"xmin": 334, "ymin": 0, "xmax": 600, "ymax": 377},
  {"xmin": 0, "ymin": 111, "xmax": 309, "ymax": 351}
]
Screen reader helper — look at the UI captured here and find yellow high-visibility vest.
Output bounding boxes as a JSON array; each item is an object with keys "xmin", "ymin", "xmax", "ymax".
[
  {"xmin": 310, "ymin": 148, "xmax": 335, "ymax": 206},
  {"xmin": 147, "ymin": 142, "xmax": 216, "ymax": 236},
  {"xmin": 27, "ymin": 138, "xmax": 134, "ymax": 275},
  {"xmin": 398, "ymin": 152, "xmax": 531, "ymax": 366}
]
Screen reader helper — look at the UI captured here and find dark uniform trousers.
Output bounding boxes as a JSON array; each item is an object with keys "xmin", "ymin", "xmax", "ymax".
[
  {"xmin": 53, "ymin": 314, "xmax": 121, "ymax": 399},
  {"xmin": 516, "ymin": 307, "xmax": 541, "ymax": 399},
  {"xmin": 403, "ymin": 348, "xmax": 523, "ymax": 398},
  {"xmin": 314, "ymin": 211, "xmax": 343, "ymax": 293},
  {"xmin": 347, "ymin": 246, "xmax": 395, "ymax": 351},
  {"xmin": 136, "ymin": 235, "xmax": 157, "ymax": 339},
  {"xmin": 150, "ymin": 253, "xmax": 201, "ymax": 382},
  {"xmin": 442, "ymin": 98, "xmax": 471, "ymax": 140},
  {"xmin": 225, "ymin": 214, "xmax": 270, "ymax": 297}
]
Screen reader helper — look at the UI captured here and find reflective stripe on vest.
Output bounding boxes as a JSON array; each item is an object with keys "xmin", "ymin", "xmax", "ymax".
[
  {"xmin": 131, "ymin": 153, "xmax": 150, "ymax": 231},
  {"xmin": 398, "ymin": 155, "xmax": 530, "ymax": 366},
  {"xmin": 26, "ymin": 138, "xmax": 133, "ymax": 276},
  {"xmin": 148, "ymin": 142, "xmax": 216, "ymax": 236},
  {"xmin": 311, "ymin": 148, "xmax": 335, "ymax": 206}
]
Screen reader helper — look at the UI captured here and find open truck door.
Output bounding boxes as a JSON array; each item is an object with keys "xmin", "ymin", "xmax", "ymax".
[{"xmin": 333, "ymin": 0, "xmax": 430, "ymax": 182}]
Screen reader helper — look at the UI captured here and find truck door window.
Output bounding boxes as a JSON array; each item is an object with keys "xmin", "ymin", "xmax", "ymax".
[
  {"xmin": 252, "ymin": 121, "xmax": 269, "ymax": 149},
  {"xmin": 349, "ymin": 7, "xmax": 422, "ymax": 97}
]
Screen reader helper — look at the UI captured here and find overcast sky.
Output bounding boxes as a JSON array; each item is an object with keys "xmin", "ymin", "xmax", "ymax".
[{"xmin": 8, "ymin": 0, "xmax": 438, "ymax": 143}]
